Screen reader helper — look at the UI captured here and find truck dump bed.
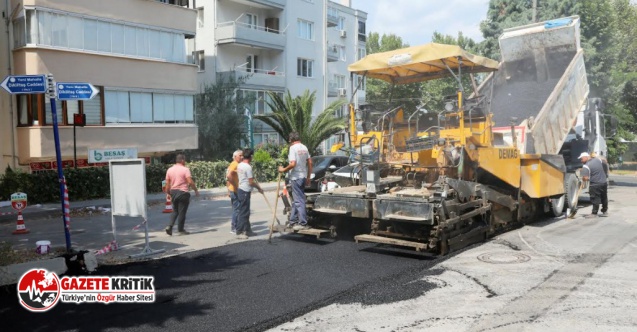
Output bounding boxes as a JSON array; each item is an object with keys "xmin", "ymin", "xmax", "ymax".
[{"xmin": 479, "ymin": 16, "xmax": 589, "ymax": 155}]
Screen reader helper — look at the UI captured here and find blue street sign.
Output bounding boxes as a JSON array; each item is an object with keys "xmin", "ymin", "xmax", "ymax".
[
  {"xmin": 56, "ymin": 82, "xmax": 99, "ymax": 100},
  {"xmin": 0, "ymin": 75, "xmax": 47, "ymax": 94}
]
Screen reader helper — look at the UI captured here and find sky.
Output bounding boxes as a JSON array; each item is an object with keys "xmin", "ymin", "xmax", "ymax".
[{"xmin": 351, "ymin": 0, "xmax": 491, "ymax": 46}]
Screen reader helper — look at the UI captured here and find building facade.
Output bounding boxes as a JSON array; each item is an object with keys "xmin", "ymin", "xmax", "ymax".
[
  {"xmin": 189, "ymin": 0, "xmax": 366, "ymax": 149},
  {"xmin": 0, "ymin": 0, "xmax": 198, "ymax": 173}
]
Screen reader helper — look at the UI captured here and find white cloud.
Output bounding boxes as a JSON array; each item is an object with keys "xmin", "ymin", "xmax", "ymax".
[{"xmin": 352, "ymin": 0, "xmax": 490, "ymax": 46}]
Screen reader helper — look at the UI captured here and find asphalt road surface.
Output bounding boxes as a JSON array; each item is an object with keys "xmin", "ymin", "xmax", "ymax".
[
  {"xmin": 2, "ymin": 232, "xmax": 447, "ymax": 332},
  {"xmin": 2, "ymin": 176, "xmax": 636, "ymax": 332}
]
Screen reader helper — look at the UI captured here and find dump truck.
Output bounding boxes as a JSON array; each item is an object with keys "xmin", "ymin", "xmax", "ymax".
[
  {"xmin": 289, "ymin": 45, "xmax": 566, "ymax": 252},
  {"xmin": 478, "ymin": 16, "xmax": 614, "ymax": 209}
]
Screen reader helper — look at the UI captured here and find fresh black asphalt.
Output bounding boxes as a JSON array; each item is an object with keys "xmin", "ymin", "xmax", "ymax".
[{"xmin": 2, "ymin": 234, "xmax": 450, "ymax": 332}]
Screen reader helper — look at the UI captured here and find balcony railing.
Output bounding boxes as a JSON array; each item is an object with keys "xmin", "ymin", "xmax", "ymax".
[
  {"xmin": 218, "ymin": 68, "xmax": 285, "ymax": 89},
  {"xmin": 216, "ymin": 21, "xmax": 286, "ymax": 50},
  {"xmin": 327, "ymin": 7, "xmax": 339, "ymax": 27}
]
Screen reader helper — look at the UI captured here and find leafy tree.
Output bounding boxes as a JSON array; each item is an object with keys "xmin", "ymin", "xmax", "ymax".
[
  {"xmin": 422, "ymin": 32, "xmax": 483, "ymax": 112},
  {"xmin": 195, "ymin": 73, "xmax": 254, "ymax": 161},
  {"xmin": 254, "ymin": 90, "xmax": 347, "ymax": 155},
  {"xmin": 365, "ymin": 32, "xmax": 423, "ymax": 113},
  {"xmin": 478, "ymin": 0, "xmax": 534, "ymax": 60}
]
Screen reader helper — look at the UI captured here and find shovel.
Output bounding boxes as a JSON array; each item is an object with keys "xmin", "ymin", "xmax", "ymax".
[{"xmin": 567, "ymin": 181, "xmax": 585, "ymax": 219}]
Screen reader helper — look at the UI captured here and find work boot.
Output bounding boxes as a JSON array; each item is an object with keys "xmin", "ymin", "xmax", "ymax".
[
  {"xmin": 165, "ymin": 227, "xmax": 173, "ymax": 236},
  {"xmin": 293, "ymin": 224, "xmax": 310, "ymax": 231}
]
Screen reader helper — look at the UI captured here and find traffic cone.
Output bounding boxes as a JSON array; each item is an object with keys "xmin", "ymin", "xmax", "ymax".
[
  {"xmin": 12, "ymin": 211, "xmax": 30, "ymax": 235},
  {"xmin": 162, "ymin": 194, "xmax": 173, "ymax": 213}
]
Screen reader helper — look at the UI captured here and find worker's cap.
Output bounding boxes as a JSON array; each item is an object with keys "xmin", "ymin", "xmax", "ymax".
[{"xmin": 578, "ymin": 152, "xmax": 590, "ymax": 159}]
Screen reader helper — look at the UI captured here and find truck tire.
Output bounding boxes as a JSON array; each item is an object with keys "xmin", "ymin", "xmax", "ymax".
[
  {"xmin": 549, "ymin": 195, "xmax": 565, "ymax": 217},
  {"xmin": 564, "ymin": 173, "xmax": 579, "ymax": 211}
]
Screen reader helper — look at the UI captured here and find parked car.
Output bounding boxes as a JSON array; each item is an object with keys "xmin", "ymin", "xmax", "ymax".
[{"xmin": 285, "ymin": 155, "xmax": 350, "ymax": 192}]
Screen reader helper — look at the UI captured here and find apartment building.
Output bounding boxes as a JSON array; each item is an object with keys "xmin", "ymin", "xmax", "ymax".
[
  {"xmin": 189, "ymin": 0, "xmax": 366, "ymax": 148},
  {"xmin": 0, "ymin": 0, "xmax": 198, "ymax": 173}
]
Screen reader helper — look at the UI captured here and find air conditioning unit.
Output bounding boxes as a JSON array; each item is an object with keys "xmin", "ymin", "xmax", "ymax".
[
  {"xmin": 338, "ymin": 88, "xmax": 347, "ymax": 97},
  {"xmin": 340, "ymin": 30, "xmax": 347, "ymax": 38}
]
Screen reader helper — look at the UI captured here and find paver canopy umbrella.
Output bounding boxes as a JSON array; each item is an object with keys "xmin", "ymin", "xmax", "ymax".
[{"xmin": 348, "ymin": 42, "xmax": 499, "ymax": 85}]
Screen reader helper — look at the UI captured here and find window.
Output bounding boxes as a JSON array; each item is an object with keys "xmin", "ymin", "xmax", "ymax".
[
  {"xmin": 254, "ymin": 133, "xmax": 279, "ymax": 145},
  {"xmin": 355, "ymin": 74, "xmax": 366, "ymax": 90},
  {"xmin": 358, "ymin": 21, "xmax": 366, "ymax": 42},
  {"xmin": 245, "ymin": 54, "xmax": 259, "ymax": 73},
  {"xmin": 239, "ymin": 90, "xmax": 282, "ymax": 115},
  {"xmin": 44, "ymin": 98, "xmax": 64, "ymax": 125},
  {"xmin": 105, "ymin": 91, "xmax": 131, "ymax": 123},
  {"xmin": 16, "ymin": 9, "xmax": 188, "ymax": 63},
  {"xmin": 297, "ymin": 19, "xmax": 314, "ymax": 40},
  {"xmin": 339, "ymin": 45, "xmax": 346, "ymax": 61},
  {"xmin": 107, "ymin": 91, "xmax": 193, "ymax": 124},
  {"xmin": 358, "ymin": 47, "xmax": 366, "ymax": 60},
  {"xmin": 246, "ymin": 13, "xmax": 258, "ymax": 29},
  {"xmin": 97, "ymin": 20, "xmax": 111, "ymax": 52},
  {"xmin": 194, "ymin": 50, "xmax": 205, "ymax": 71},
  {"xmin": 335, "ymin": 105, "xmax": 347, "ymax": 118},
  {"xmin": 12, "ymin": 15, "xmax": 26, "ymax": 48},
  {"xmin": 297, "ymin": 58, "xmax": 314, "ymax": 78},
  {"xmin": 66, "ymin": 101, "xmax": 80, "ymax": 125},
  {"xmin": 17, "ymin": 92, "xmax": 103, "ymax": 126},
  {"xmin": 335, "ymin": 75, "xmax": 346, "ymax": 89},
  {"xmin": 51, "ymin": 13, "xmax": 68, "ymax": 47},
  {"xmin": 197, "ymin": 8, "xmax": 204, "ymax": 28},
  {"xmin": 130, "ymin": 92, "xmax": 153, "ymax": 123},
  {"xmin": 337, "ymin": 17, "xmax": 345, "ymax": 31}
]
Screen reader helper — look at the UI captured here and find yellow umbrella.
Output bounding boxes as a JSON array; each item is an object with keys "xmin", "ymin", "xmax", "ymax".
[{"xmin": 348, "ymin": 43, "xmax": 499, "ymax": 85}]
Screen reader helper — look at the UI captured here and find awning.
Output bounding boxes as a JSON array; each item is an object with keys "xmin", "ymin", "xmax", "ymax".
[{"xmin": 348, "ymin": 43, "xmax": 499, "ymax": 84}]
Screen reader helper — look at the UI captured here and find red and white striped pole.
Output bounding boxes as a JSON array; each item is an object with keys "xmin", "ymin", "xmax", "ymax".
[{"xmin": 62, "ymin": 177, "xmax": 71, "ymax": 231}]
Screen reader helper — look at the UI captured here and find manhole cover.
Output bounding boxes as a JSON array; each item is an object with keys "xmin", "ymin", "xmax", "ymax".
[{"xmin": 477, "ymin": 252, "xmax": 531, "ymax": 264}]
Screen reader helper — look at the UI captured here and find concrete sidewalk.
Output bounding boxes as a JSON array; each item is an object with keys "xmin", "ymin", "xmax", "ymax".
[{"xmin": 0, "ymin": 182, "xmax": 281, "ymax": 223}]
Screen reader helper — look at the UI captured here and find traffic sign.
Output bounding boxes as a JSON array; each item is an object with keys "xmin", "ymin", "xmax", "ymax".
[
  {"xmin": 56, "ymin": 82, "xmax": 99, "ymax": 100},
  {"xmin": 0, "ymin": 75, "xmax": 47, "ymax": 94}
]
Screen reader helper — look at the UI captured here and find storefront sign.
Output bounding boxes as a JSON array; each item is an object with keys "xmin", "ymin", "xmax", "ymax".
[{"xmin": 88, "ymin": 148, "xmax": 138, "ymax": 163}]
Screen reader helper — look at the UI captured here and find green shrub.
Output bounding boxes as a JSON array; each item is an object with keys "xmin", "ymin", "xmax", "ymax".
[{"xmin": 253, "ymin": 149, "xmax": 272, "ymax": 163}]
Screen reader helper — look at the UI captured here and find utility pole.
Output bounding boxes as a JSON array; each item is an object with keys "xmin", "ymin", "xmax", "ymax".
[{"xmin": 532, "ymin": 0, "xmax": 538, "ymax": 23}]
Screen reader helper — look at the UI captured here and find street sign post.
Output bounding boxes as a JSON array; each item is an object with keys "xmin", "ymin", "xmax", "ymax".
[
  {"xmin": 56, "ymin": 82, "xmax": 98, "ymax": 170},
  {"xmin": 56, "ymin": 82, "xmax": 99, "ymax": 100},
  {"xmin": 0, "ymin": 75, "xmax": 46, "ymax": 94},
  {"xmin": 1, "ymin": 74, "xmax": 99, "ymax": 252}
]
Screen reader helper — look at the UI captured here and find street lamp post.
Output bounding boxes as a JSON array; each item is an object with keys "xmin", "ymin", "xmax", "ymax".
[{"xmin": 245, "ymin": 108, "xmax": 254, "ymax": 149}]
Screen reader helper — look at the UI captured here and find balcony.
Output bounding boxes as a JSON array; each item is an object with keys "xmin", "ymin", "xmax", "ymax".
[
  {"xmin": 327, "ymin": 44, "xmax": 339, "ymax": 62},
  {"xmin": 327, "ymin": 7, "xmax": 339, "ymax": 27},
  {"xmin": 16, "ymin": 125, "xmax": 198, "ymax": 164},
  {"xmin": 218, "ymin": 68, "xmax": 285, "ymax": 90},
  {"xmin": 216, "ymin": 21, "xmax": 285, "ymax": 51}
]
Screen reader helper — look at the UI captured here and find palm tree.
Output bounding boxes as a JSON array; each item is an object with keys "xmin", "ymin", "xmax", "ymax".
[{"xmin": 255, "ymin": 90, "xmax": 347, "ymax": 154}]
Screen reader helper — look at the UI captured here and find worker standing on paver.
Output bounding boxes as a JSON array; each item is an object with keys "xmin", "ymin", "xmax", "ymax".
[
  {"xmin": 278, "ymin": 132, "xmax": 313, "ymax": 230},
  {"xmin": 165, "ymin": 153, "xmax": 199, "ymax": 235},
  {"xmin": 579, "ymin": 152, "xmax": 609, "ymax": 218}
]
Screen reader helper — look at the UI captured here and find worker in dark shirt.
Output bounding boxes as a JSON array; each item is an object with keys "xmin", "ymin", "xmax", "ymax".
[{"xmin": 578, "ymin": 152, "xmax": 609, "ymax": 218}]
